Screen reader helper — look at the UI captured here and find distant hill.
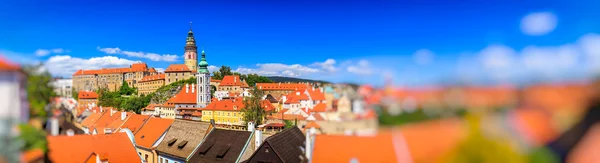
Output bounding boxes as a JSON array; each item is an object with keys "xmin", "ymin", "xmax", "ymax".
[{"xmin": 266, "ymin": 76, "xmax": 330, "ymax": 84}]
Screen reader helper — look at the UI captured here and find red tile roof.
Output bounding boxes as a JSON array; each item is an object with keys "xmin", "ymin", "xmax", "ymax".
[
  {"xmin": 134, "ymin": 118, "xmax": 174, "ymax": 149},
  {"xmin": 219, "ymin": 75, "xmax": 246, "ymax": 87},
  {"xmin": 78, "ymin": 91, "xmax": 98, "ymax": 99},
  {"xmin": 210, "ymin": 79, "xmax": 221, "ymax": 83},
  {"xmin": 312, "ymin": 103, "xmax": 327, "ymax": 112},
  {"xmin": 304, "ymin": 121, "xmax": 321, "ymax": 129},
  {"xmin": 81, "ymin": 113, "xmax": 102, "ymax": 127},
  {"xmin": 0, "ymin": 55, "xmax": 20, "ymax": 71},
  {"xmin": 118, "ymin": 114, "xmax": 151, "ymax": 134},
  {"xmin": 399, "ymin": 119, "xmax": 467, "ymax": 162},
  {"xmin": 166, "ymin": 88, "xmax": 197, "ymax": 104},
  {"xmin": 73, "ymin": 63, "xmax": 150, "ymax": 76},
  {"xmin": 267, "ymin": 113, "xmax": 306, "ymax": 120},
  {"xmin": 312, "ymin": 132, "xmax": 398, "ymax": 163},
  {"xmin": 261, "ymin": 100, "xmax": 276, "ymax": 112},
  {"xmin": 139, "ymin": 73, "xmax": 165, "ymax": 82},
  {"xmin": 47, "ymin": 133, "xmax": 142, "ymax": 163},
  {"xmin": 106, "ymin": 112, "xmax": 134, "ymax": 131},
  {"xmin": 165, "ymin": 64, "xmax": 191, "ymax": 72},
  {"xmin": 202, "ymin": 98, "xmax": 245, "ymax": 111},
  {"xmin": 567, "ymin": 123, "xmax": 600, "ymax": 163},
  {"xmin": 256, "ymin": 83, "xmax": 308, "ymax": 91},
  {"xmin": 21, "ymin": 149, "xmax": 44, "ymax": 163},
  {"xmin": 307, "ymin": 88, "xmax": 326, "ymax": 101}
]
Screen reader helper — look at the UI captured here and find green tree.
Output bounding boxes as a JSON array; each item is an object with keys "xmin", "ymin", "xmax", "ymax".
[
  {"xmin": 119, "ymin": 81, "xmax": 135, "ymax": 95},
  {"xmin": 212, "ymin": 66, "xmax": 233, "ymax": 80},
  {"xmin": 119, "ymin": 96, "xmax": 149, "ymax": 114},
  {"xmin": 97, "ymin": 88, "xmax": 122, "ymax": 108},
  {"xmin": 242, "ymin": 86, "xmax": 266, "ymax": 126},
  {"xmin": 17, "ymin": 124, "xmax": 47, "ymax": 152},
  {"xmin": 23, "ymin": 64, "xmax": 56, "ymax": 119},
  {"xmin": 72, "ymin": 89, "xmax": 79, "ymax": 100},
  {"xmin": 284, "ymin": 120, "xmax": 295, "ymax": 129},
  {"xmin": 241, "ymin": 73, "xmax": 273, "ymax": 87}
]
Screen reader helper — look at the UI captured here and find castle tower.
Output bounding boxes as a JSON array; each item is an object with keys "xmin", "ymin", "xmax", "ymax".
[
  {"xmin": 197, "ymin": 48, "xmax": 211, "ymax": 107},
  {"xmin": 184, "ymin": 21, "xmax": 198, "ymax": 72}
]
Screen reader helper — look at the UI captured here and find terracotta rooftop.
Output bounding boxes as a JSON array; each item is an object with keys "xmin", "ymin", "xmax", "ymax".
[
  {"xmin": 307, "ymin": 88, "xmax": 326, "ymax": 101},
  {"xmin": 139, "ymin": 73, "xmax": 165, "ymax": 82},
  {"xmin": 134, "ymin": 118, "xmax": 174, "ymax": 149},
  {"xmin": 256, "ymin": 83, "xmax": 308, "ymax": 91},
  {"xmin": 118, "ymin": 114, "xmax": 151, "ymax": 134},
  {"xmin": 166, "ymin": 87, "xmax": 197, "ymax": 104},
  {"xmin": 47, "ymin": 133, "xmax": 142, "ymax": 163},
  {"xmin": 202, "ymin": 98, "xmax": 245, "ymax": 111},
  {"xmin": 78, "ymin": 91, "xmax": 98, "ymax": 99},
  {"xmin": 312, "ymin": 132, "xmax": 398, "ymax": 163},
  {"xmin": 81, "ymin": 112, "xmax": 102, "ymax": 127},
  {"xmin": 165, "ymin": 64, "xmax": 191, "ymax": 72},
  {"xmin": 219, "ymin": 75, "xmax": 247, "ymax": 87},
  {"xmin": 0, "ymin": 55, "xmax": 20, "ymax": 71},
  {"xmin": 312, "ymin": 103, "xmax": 327, "ymax": 112},
  {"xmin": 73, "ymin": 63, "xmax": 150, "ymax": 76}
]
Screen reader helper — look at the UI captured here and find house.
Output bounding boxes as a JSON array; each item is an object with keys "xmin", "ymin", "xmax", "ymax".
[
  {"xmin": 176, "ymin": 107, "xmax": 202, "ymax": 121},
  {"xmin": 188, "ymin": 128, "xmax": 254, "ymax": 163},
  {"xmin": 72, "ymin": 62, "xmax": 155, "ymax": 92},
  {"xmin": 156, "ymin": 120, "xmax": 213, "ymax": 163},
  {"xmin": 136, "ymin": 73, "xmax": 166, "ymax": 96},
  {"xmin": 201, "ymin": 97, "xmax": 246, "ymax": 129},
  {"xmin": 118, "ymin": 114, "xmax": 151, "ymax": 134},
  {"xmin": 80, "ymin": 112, "xmax": 102, "ymax": 134},
  {"xmin": 256, "ymin": 83, "xmax": 309, "ymax": 100},
  {"xmin": 47, "ymin": 132, "xmax": 142, "ymax": 162},
  {"xmin": 134, "ymin": 118, "xmax": 174, "ymax": 163},
  {"xmin": 164, "ymin": 64, "xmax": 193, "ymax": 85},
  {"xmin": 142, "ymin": 104, "xmax": 160, "ymax": 117},
  {"xmin": 77, "ymin": 91, "xmax": 98, "ymax": 109},
  {"xmin": 217, "ymin": 75, "xmax": 250, "ymax": 94},
  {"xmin": 243, "ymin": 127, "xmax": 306, "ymax": 163}
]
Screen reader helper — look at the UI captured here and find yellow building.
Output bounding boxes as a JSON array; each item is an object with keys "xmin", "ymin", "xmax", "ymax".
[
  {"xmin": 164, "ymin": 64, "xmax": 193, "ymax": 85},
  {"xmin": 136, "ymin": 73, "xmax": 165, "ymax": 95},
  {"xmin": 201, "ymin": 98, "xmax": 246, "ymax": 129}
]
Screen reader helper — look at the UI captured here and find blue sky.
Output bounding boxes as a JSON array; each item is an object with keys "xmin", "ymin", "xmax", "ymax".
[{"xmin": 1, "ymin": 0, "xmax": 600, "ymax": 86}]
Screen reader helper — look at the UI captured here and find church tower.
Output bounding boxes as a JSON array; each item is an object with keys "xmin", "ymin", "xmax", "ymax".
[
  {"xmin": 196, "ymin": 48, "xmax": 211, "ymax": 107},
  {"xmin": 184, "ymin": 22, "xmax": 198, "ymax": 72}
]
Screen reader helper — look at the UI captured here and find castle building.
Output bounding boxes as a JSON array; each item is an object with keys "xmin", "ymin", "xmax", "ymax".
[{"xmin": 184, "ymin": 22, "xmax": 198, "ymax": 73}]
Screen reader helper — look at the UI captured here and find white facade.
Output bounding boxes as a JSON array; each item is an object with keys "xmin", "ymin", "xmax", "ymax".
[
  {"xmin": 0, "ymin": 71, "xmax": 27, "ymax": 123},
  {"xmin": 196, "ymin": 72, "xmax": 211, "ymax": 107},
  {"xmin": 51, "ymin": 78, "xmax": 73, "ymax": 97},
  {"xmin": 214, "ymin": 90, "xmax": 229, "ymax": 100}
]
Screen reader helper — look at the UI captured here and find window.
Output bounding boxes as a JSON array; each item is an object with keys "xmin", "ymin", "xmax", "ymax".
[
  {"xmin": 145, "ymin": 154, "xmax": 148, "ymax": 161},
  {"xmin": 160, "ymin": 158, "xmax": 163, "ymax": 163}
]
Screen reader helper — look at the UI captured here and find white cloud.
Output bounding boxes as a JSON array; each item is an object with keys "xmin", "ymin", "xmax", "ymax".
[
  {"xmin": 35, "ymin": 48, "xmax": 67, "ymax": 57},
  {"xmin": 413, "ymin": 49, "xmax": 434, "ymax": 65},
  {"xmin": 578, "ymin": 33, "xmax": 600, "ymax": 71},
  {"xmin": 479, "ymin": 44, "xmax": 517, "ymax": 70},
  {"xmin": 208, "ymin": 65, "xmax": 219, "ymax": 73},
  {"xmin": 521, "ymin": 12, "xmax": 557, "ymax": 36},
  {"xmin": 234, "ymin": 63, "xmax": 320, "ymax": 77},
  {"xmin": 155, "ymin": 68, "xmax": 165, "ymax": 73},
  {"xmin": 312, "ymin": 59, "xmax": 337, "ymax": 72},
  {"xmin": 347, "ymin": 59, "xmax": 373, "ymax": 76},
  {"xmin": 97, "ymin": 46, "xmax": 178, "ymax": 62},
  {"xmin": 45, "ymin": 55, "xmax": 139, "ymax": 77},
  {"xmin": 521, "ymin": 45, "xmax": 579, "ymax": 74}
]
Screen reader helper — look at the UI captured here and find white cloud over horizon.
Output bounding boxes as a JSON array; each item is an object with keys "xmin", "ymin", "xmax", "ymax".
[
  {"xmin": 35, "ymin": 48, "xmax": 68, "ymax": 57},
  {"xmin": 45, "ymin": 55, "xmax": 139, "ymax": 77},
  {"xmin": 521, "ymin": 12, "xmax": 557, "ymax": 36},
  {"xmin": 413, "ymin": 49, "xmax": 434, "ymax": 65},
  {"xmin": 97, "ymin": 46, "xmax": 178, "ymax": 62}
]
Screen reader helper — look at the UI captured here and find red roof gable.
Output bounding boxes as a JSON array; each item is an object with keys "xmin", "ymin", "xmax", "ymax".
[
  {"xmin": 0, "ymin": 55, "xmax": 20, "ymax": 71},
  {"xmin": 165, "ymin": 64, "xmax": 191, "ymax": 72},
  {"xmin": 78, "ymin": 91, "xmax": 98, "ymax": 99},
  {"xmin": 139, "ymin": 73, "xmax": 165, "ymax": 82},
  {"xmin": 134, "ymin": 118, "xmax": 174, "ymax": 149},
  {"xmin": 166, "ymin": 88, "xmax": 197, "ymax": 104},
  {"xmin": 312, "ymin": 103, "xmax": 327, "ymax": 112},
  {"xmin": 118, "ymin": 114, "xmax": 151, "ymax": 134},
  {"xmin": 47, "ymin": 133, "xmax": 142, "ymax": 163},
  {"xmin": 219, "ymin": 75, "xmax": 246, "ymax": 87},
  {"xmin": 307, "ymin": 88, "xmax": 326, "ymax": 101},
  {"xmin": 202, "ymin": 98, "xmax": 245, "ymax": 111}
]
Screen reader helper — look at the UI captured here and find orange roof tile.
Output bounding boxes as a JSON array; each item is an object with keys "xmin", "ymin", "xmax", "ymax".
[
  {"xmin": 399, "ymin": 119, "xmax": 467, "ymax": 162},
  {"xmin": 210, "ymin": 79, "xmax": 221, "ymax": 83},
  {"xmin": 0, "ymin": 55, "xmax": 20, "ymax": 71},
  {"xmin": 47, "ymin": 133, "xmax": 142, "ymax": 163},
  {"xmin": 78, "ymin": 91, "xmax": 98, "ymax": 99},
  {"xmin": 304, "ymin": 121, "xmax": 321, "ymax": 129},
  {"xmin": 21, "ymin": 149, "xmax": 44, "ymax": 163},
  {"xmin": 312, "ymin": 132, "xmax": 398, "ymax": 163},
  {"xmin": 192, "ymin": 111, "xmax": 202, "ymax": 117},
  {"xmin": 139, "ymin": 73, "xmax": 165, "ymax": 82},
  {"xmin": 509, "ymin": 108, "xmax": 558, "ymax": 147},
  {"xmin": 164, "ymin": 64, "xmax": 191, "ymax": 72},
  {"xmin": 81, "ymin": 113, "xmax": 102, "ymax": 127},
  {"xmin": 134, "ymin": 118, "xmax": 174, "ymax": 149},
  {"xmin": 261, "ymin": 100, "xmax": 276, "ymax": 112},
  {"xmin": 307, "ymin": 88, "xmax": 326, "ymax": 101},
  {"xmin": 166, "ymin": 88, "xmax": 197, "ymax": 104},
  {"xmin": 267, "ymin": 113, "xmax": 306, "ymax": 120},
  {"xmin": 219, "ymin": 75, "xmax": 246, "ymax": 87},
  {"xmin": 256, "ymin": 83, "xmax": 308, "ymax": 91},
  {"xmin": 202, "ymin": 98, "xmax": 245, "ymax": 111},
  {"xmin": 148, "ymin": 67, "xmax": 157, "ymax": 73},
  {"xmin": 91, "ymin": 111, "xmax": 126, "ymax": 133},
  {"xmin": 312, "ymin": 103, "xmax": 327, "ymax": 112},
  {"xmin": 118, "ymin": 114, "xmax": 151, "ymax": 134},
  {"xmin": 106, "ymin": 112, "xmax": 134, "ymax": 131}
]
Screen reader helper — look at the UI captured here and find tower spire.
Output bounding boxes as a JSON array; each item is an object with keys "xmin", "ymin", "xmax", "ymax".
[{"xmin": 189, "ymin": 21, "xmax": 193, "ymax": 31}]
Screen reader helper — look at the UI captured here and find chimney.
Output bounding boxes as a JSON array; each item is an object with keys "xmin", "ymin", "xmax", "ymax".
[
  {"xmin": 186, "ymin": 84, "xmax": 189, "ymax": 93},
  {"xmin": 305, "ymin": 127, "xmax": 316, "ymax": 160},
  {"xmin": 50, "ymin": 117, "xmax": 59, "ymax": 136},
  {"xmin": 234, "ymin": 76, "xmax": 237, "ymax": 83},
  {"xmin": 66, "ymin": 129, "xmax": 75, "ymax": 136},
  {"xmin": 320, "ymin": 87, "xmax": 323, "ymax": 93},
  {"xmin": 100, "ymin": 106, "xmax": 103, "ymax": 113},
  {"xmin": 192, "ymin": 83, "xmax": 195, "ymax": 93},
  {"xmin": 121, "ymin": 112, "xmax": 127, "ymax": 120},
  {"xmin": 247, "ymin": 122, "xmax": 255, "ymax": 132},
  {"xmin": 255, "ymin": 130, "xmax": 263, "ymax": 150},
  {"xmin": 110, "ymin": 108, "xmax": 114, "ymax": 116}
]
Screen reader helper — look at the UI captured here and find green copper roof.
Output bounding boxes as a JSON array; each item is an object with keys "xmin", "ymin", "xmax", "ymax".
[{"xmin": 198, "ymin": 50, "xmax": 209, "ymax": 73}]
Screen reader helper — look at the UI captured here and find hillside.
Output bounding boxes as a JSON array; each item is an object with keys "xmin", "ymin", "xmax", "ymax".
[{"xmin": 266, "ymin": 76, "xmax": 330, "ymax": 84}]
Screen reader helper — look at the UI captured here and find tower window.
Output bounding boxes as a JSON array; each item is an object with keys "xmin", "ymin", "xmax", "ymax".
[{"xmin": 188, "ymin": 55, "xmax": 191, "ymax": 59}]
